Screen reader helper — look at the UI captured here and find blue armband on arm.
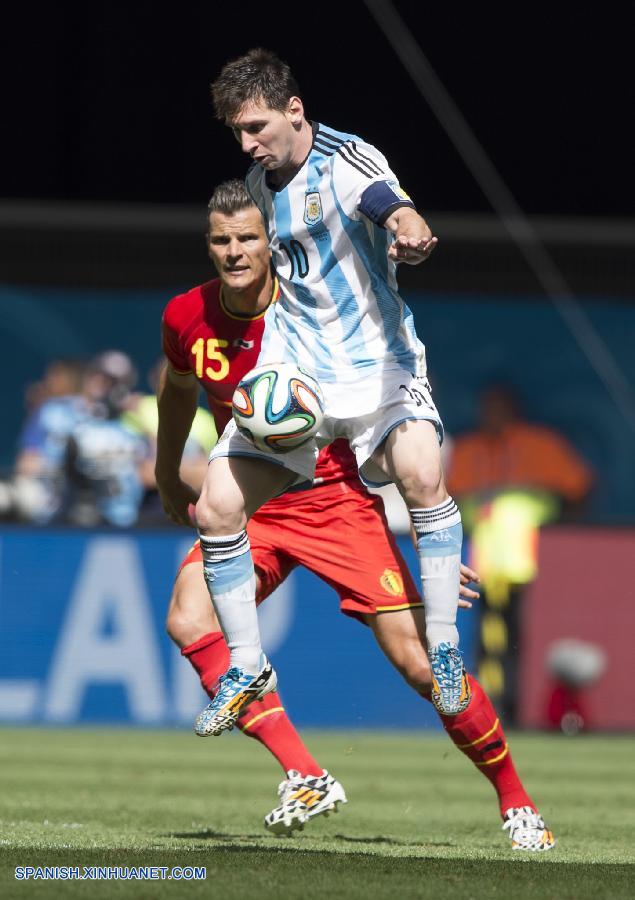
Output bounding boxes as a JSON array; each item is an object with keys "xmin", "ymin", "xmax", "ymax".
[{"xmin": 358, "ymin": 180, "xmax": 416, "ymax": 226}]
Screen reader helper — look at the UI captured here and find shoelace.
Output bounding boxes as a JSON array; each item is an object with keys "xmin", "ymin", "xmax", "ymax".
[
  {"xmin": 214, "ymin": 667, "xmax": 243, "ymax": 699},
  {"xmin": 433, "ymin": 645, "xmax": 464, "ymax": 696},
  {"xmin": 277, "ymin": 771, "xmax": 303, "ymax": 802},
  {"xmin": 502, "ymin": 807, "xmax": 544, "ymax": 838}
]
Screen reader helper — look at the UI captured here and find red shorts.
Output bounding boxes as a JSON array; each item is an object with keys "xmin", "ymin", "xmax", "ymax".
[{"xmin": 178, "ymin": 479, "xmax": 422, "ymax": 623}]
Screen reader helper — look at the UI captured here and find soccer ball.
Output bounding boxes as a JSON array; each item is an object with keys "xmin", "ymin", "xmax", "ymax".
[{"xmin": 232, "ymin": 363, "xmax": 325, "ymax": 453}]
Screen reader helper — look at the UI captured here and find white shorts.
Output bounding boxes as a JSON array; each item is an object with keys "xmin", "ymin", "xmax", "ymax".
[{"xmin": 209, "ymin": 367, "xmax": 444, "ymax": 488}]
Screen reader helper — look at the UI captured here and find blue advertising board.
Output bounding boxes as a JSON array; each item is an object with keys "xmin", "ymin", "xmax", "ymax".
[{"xmin": 0, "ymin": 529, "xmax": 477, "ymax": 729}]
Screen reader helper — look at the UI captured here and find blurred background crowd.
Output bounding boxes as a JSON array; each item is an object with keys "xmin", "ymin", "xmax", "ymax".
[
  {"xmin": 3, "ymin": 353, "xmax": 594, "ymax": 535},
  {"xmin": 4, "ymin": 352, "xmax": 215, "ymax": 529}
]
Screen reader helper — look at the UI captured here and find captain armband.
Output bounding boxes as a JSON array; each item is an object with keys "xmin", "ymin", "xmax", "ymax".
[{"xmin": 358, "ymin": 180, "xmax": 416, "ymax": 226}]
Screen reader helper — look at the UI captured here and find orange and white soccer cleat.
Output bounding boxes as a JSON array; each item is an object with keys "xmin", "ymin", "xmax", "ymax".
[
  {"xmin": 503, "ymin": 806, "xmax": 556, "ymax": 851},
  {"xmin": 264, "ymin": 769, "xmax": 347, "ymax": 835}
]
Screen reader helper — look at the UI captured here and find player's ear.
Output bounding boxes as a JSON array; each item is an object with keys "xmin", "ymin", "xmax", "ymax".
[{"xmin": 287, "ymin": 96, "xmax": 304, "ymax": 127}]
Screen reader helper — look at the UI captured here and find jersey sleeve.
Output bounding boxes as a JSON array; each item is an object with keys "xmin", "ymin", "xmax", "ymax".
[
  {"xmin": 331, "ymin": 138, "xmax": 416, "ymax": 226},
  {"xmin": 161, "ymin": 296, "xmax": 192, "ymax": 374}
]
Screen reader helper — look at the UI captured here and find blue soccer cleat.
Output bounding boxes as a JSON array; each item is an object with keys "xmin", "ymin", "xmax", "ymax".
[
  {"xmin": 429, "ymin": 641, "xmax": 471, "ymax": 715},
  {"xmin": 194, "ymin": 655, "xmax": 277, "ymax": 737}
]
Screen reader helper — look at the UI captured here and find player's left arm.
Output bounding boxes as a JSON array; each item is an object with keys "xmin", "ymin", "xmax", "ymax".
[
  {"xmin": 383, "ymin": 206, "xmax": 438, "ymax": 265},
  {"xmin": 334, "ymin": 138, "xmax": 438, "ymax": 265}
]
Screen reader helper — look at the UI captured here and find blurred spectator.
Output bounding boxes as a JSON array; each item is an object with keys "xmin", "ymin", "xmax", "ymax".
[
  {"xmin": 447, "ymin": 384, "xmax": 594, "ymax": 723},
  {"xmin": 63, "ymin": 352, "xmax": 148, "ymax": 527},
  {"xmin": 9, "ymin": 352, "xmax": 148, "ymax": 527},
  {"xmin": 545, "ymin": 639, "xmax": 607, "ymax": 734},
  {"xmin": 13, "ymin": 362, "xmax": 89, "ymax": 523},
  {"xmin": 122, "ymin": 359, "xmax": 216, "ymax": 524},
  {"xmin": 448, "ymin": 384, "xmax": 592, "ymax": 519},
  {"xmin": 6, "ymin": 352, "xmax": 216, "ymax": 528},
  {"xmin": 22, "ymin": 358, "xmax": 86, "ymax": 414}
]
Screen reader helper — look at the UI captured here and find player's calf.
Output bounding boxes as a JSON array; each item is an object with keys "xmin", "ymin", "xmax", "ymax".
[{"xmin": 370, "ymin": 611, "xmax": 433, "ymax": 696}]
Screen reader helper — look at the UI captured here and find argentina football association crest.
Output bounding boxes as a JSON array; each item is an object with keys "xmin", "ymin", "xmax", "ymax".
[{"xmin": 303, "ymin": 191, "xmax": 323, "ymax": 227}]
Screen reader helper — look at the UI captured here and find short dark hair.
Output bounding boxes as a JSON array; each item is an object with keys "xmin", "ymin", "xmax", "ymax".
[
  {"xmin": 210, "ymin": 48, "xmax": 300, "ymax": 121},
  {"xmin": 207, "ymin": 179, "xmax": 255, "ymax": 217}
]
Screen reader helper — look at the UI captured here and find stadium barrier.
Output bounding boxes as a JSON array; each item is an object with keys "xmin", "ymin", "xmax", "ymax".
[
  {"xmin": 0, "ymin": 528, "xmax": 478, "ymax": 729},
  {"xmin": 518, "ymin": 526, "xmax": 635, "ymax": 730}
]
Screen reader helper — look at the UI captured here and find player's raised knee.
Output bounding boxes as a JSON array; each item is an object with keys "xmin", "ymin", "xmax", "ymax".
[
  {"xmin": 398, "ymin": 464, "xmax": 445, "ymax": 507},
  {"xmin": 195, "ymin": 491, "xmax": 246, "ymax": 535},
  {"xmin": 166, "ymin": 602, "xmax": 199, "ymax": 647},
  {"xmin": 166, "ymin": 592, "xmax": 218, "ymax": 647}
]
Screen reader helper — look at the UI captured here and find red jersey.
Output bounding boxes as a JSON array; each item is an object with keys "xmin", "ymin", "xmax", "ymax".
[{"xmin": 162, "ymin": 277, "xmax": 358, "ymax": 486}]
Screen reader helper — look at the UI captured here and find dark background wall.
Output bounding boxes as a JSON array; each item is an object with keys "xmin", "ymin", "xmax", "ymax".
[{"xmin": 3, "ymin": 2, "xmax": 634, "ymax": 215}]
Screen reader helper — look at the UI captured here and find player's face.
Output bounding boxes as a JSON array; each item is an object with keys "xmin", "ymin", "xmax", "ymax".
[
  {"xmin": 229, "ymin": 98, "xmax": 303, "ymax": 170},
  {"xmin": 208, "ymin": 207, "xmax": 270, "ymax": 292}
]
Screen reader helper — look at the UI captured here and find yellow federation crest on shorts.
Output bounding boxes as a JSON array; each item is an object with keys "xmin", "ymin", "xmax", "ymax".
[
  {"xmin": 304, "ymin": 191, "xmax": 323, "ymax": 226},
  {"xmin": 380, "ymin": 568, "xmax": 405, "ymax": 596}
]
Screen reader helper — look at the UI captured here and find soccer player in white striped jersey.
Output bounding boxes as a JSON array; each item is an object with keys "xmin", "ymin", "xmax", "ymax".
[{"xmin": 194, "ymin": 48, "xmax": 470, "ymax": 730}]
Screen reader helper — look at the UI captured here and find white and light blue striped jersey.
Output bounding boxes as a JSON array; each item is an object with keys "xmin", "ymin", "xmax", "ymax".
[{"xmin": 246, "ymin": 122, "xmax": 428, "ymax": 384}]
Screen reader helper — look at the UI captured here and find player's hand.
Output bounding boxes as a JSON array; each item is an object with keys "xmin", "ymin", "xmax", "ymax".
[
  {"xmin": 388, "ymin": 234, "xmax": 438, "ymax": 265},
  {"xmin": 156, "ymin": 476, "xmax": 199, "ymax": 527},
  {"xmin": 458, "ymin": 563, "xmax": 480, "ymax": 610}
]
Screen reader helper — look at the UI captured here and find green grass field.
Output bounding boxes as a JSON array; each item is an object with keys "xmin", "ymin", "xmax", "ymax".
[{"xmin": 1, "ymin": 728, "xmax": 633, "ymax": 899}]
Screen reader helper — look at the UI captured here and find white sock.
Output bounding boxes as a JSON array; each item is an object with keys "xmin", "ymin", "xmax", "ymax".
[
  {"xmin": 410, "ymin": 499, "xmax": 463, "ymax": 649},
  {"xmin": 199, "ymin": 531, "xmax": 263, "ymax": 674}
]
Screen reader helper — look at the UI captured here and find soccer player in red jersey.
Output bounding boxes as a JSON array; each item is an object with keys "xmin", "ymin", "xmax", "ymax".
[{"xmin": 155, "ymin": 181, "xmax": 555, "ymax": 849}]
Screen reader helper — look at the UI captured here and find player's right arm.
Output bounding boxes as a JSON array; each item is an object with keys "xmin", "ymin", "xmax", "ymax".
[
  {"xmin": 155, "ymin": 363, "xmax": 201, "ymax": 526},
  {"xmin": 156, "ymin": 299, "xmax": 203, "ymax": 526}
]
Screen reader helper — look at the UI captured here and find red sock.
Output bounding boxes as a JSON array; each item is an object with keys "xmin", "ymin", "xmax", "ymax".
[
  {"xmin": 236, "ymin": 693, "xmax": 323, "ymax": 776},
  {"xmin": 181, "ymin": 632, "xmax": 323, "ymax": 777},
  {"xmin": 427, "ymin": 675, "xmax": 535, "ymax": 817},
  {"xmin": 181, "ymin": 631, "xmax": 230, "ymax": 695}
]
